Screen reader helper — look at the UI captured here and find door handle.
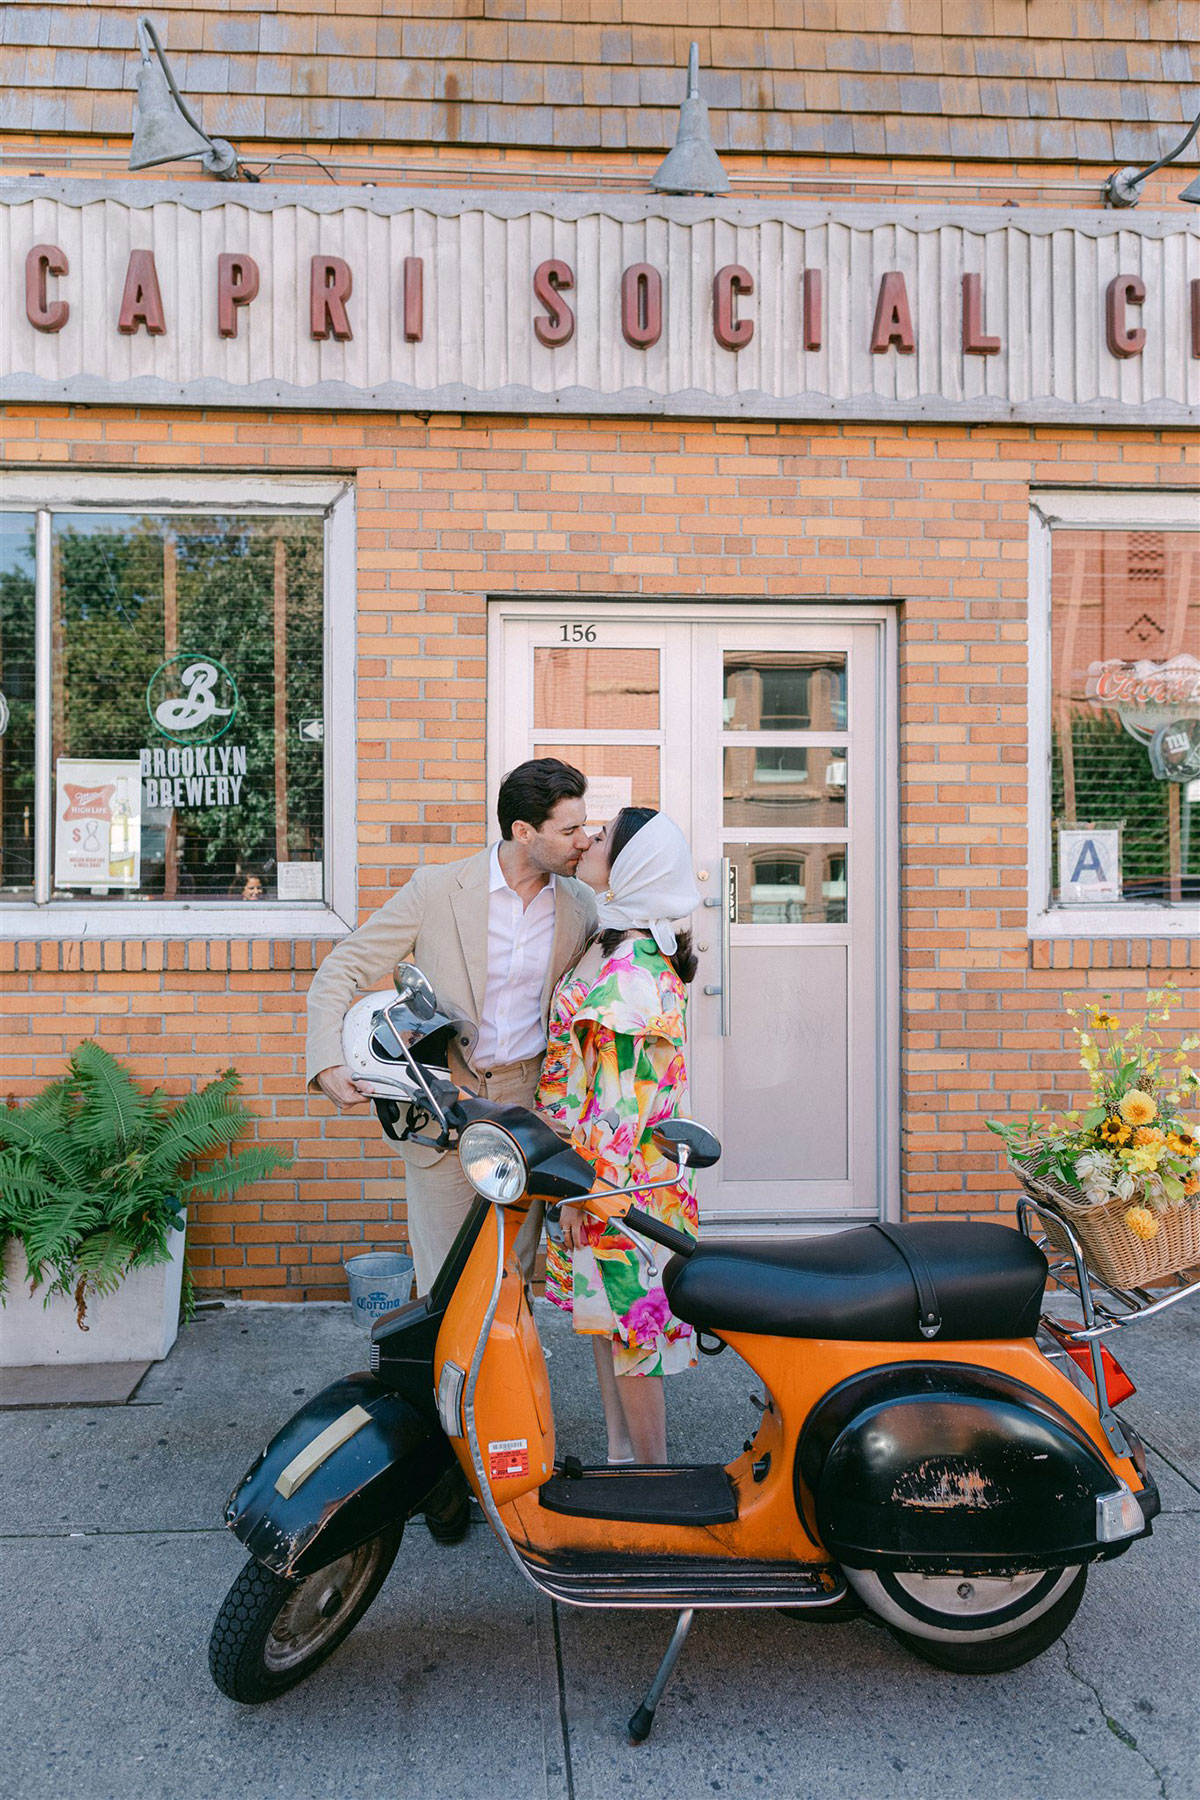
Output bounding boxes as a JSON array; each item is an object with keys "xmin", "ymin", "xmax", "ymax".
[{"xmin": 702, "ymin": 856, "xmax": 735, "ymax": 1037}]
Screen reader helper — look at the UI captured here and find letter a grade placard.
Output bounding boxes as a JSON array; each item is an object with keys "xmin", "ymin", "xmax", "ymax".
[{"xmin": 1057, "ymin": 826, "xmax": 1122, "ymax": 906}]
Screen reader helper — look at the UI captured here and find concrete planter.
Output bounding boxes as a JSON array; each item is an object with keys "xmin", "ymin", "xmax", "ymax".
[{"xmin": 0, "ymin": 1221, "xmax": 186, "ymax": 1366}]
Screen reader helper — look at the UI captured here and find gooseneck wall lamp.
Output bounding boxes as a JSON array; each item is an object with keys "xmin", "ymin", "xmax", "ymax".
[
  {"xmin": 1105, "ymin": 107, "xmax": 1200, "ymax": 207},
  {"xmin": 129, "ymin": 16, "xmax": 240, "ymax": 179},
  {"xmin": 650, "ymin": 44, "xmax": 731, "ymax": 197}
]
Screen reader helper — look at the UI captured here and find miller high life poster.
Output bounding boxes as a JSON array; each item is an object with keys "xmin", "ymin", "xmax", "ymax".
[{"xmin": 54, "ymin": 758, "xmax": 143, "ymax": 890}]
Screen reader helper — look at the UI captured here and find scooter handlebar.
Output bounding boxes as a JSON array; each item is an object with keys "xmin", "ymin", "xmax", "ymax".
[{"xmin": 622, "ymin": 1206, "xmax": 697, "ymax": 1261}]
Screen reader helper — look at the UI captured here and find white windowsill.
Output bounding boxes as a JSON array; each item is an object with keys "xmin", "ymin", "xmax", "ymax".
[
  {"xmin": 1029, "ymin": 906, "xmax": 1199, "ymax": 939},
  {"xmin": 1, "ymin": 902, "xmax": 355, "ymax": 941}
]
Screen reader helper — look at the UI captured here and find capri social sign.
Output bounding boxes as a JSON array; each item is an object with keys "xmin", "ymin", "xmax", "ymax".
[{"xmin": 2, "ymin": 179, "xmax": 1198, "ymax": 424}]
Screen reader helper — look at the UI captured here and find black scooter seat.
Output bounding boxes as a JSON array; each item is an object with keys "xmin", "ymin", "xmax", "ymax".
[{"xmin": 663, "ymin": 1222, "xmax": 1047, "ymax": 1342}]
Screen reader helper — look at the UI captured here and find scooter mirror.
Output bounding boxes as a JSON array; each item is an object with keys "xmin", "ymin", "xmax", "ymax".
[
  {"xmin": 393, "ymin": 961, "xmax": 437, "ymax": 1021},
  {"xmin": 652, "ymin": 1119, "xmax": 722, "ymax": 1169}
]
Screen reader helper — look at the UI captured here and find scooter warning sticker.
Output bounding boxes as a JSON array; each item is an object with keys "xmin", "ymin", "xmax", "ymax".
[{"xmin": 488, "ymin": 1437, "xmax": 530, "ymax": 1480}]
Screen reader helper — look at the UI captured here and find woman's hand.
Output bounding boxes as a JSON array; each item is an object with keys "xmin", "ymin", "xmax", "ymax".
[{"xmin": 557, "ymin": 1201, "xmax": 589, "ymax": 1251}]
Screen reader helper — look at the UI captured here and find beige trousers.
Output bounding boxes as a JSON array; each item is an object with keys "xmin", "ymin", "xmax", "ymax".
[{"xmin": 403, "ymin": 1055, "xmax": 545, "ymax": 1296}]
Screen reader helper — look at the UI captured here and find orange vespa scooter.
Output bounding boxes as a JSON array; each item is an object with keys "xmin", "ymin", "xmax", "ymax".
[{"xmin": 212, "ymin": 971, "xmax": 1172, "ymax": 1740}]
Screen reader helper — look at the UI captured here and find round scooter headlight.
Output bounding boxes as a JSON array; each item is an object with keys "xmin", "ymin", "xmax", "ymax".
[{"xmin": 458, "ymin": 1122, "xmax": 528, "ymax": 1203}]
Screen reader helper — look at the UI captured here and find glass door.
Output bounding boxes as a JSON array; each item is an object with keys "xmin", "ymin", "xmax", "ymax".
[
  {"xmin": 688, "ymin": 625, "xmax": 883, "ymax": 1225},
  {"xmin": 491, "ymin": 605, "xmax": 895, "ymax": 1231}
]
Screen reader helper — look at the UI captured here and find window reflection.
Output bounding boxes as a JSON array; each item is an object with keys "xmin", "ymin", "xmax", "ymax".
[
  {"xmin": 726, "ymin": 842, "xmax": 849, "ymax": 923},
  {"xmin": 723, "ymin": 746, "xmax": 846, "ymax": 827},
  {"xmin": 534, "ymin": 647, "xmax": 659, "ymax": 730},
  {"xmin": 532, "ymin": 742, "xmax": 659, "ymax": 822},
  {"xmin": 1050, "ymin": 529, "xmax": 1200, "ymax": 906},
  {"xmin": 50, "ymin": 512, "xmax": 325, "ymax": 901},
  {"xmin": 0, "ymin": 514, "xmax": 36, "ymax": 893},
  {"xmin": 723, "ymin": 652, "xmax": 847, "ymax": 732}
]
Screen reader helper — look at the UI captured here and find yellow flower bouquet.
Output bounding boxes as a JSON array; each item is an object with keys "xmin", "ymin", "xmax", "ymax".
[{"xmin": 988, "ymin": 986, "xmax": 1200, "ymax": 1286}]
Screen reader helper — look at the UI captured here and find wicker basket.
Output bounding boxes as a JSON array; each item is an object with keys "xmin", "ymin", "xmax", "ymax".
[{"xmin": 1014, "ymin": 1160, "xmax": 1200, "ymax": 1288}]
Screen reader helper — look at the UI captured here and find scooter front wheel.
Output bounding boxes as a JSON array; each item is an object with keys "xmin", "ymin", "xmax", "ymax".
[
  {"xmin": 209, "ymin": 1525, "xmax": 403, "ymax": 1703},
  {"xmin": 848, "ymin": 1564, "xmax": 1086, "ymax": 1675}
]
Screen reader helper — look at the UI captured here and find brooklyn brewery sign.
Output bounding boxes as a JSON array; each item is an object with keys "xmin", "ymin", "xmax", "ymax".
[{"xmin": 2, "ymin": 180, "xmax": 1197, "ymax": 423}]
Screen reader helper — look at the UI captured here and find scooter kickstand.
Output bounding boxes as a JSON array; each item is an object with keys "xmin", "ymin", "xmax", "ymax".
[{"xmin": 627, "ymin": 1609, "xmax": 695, "ymax": 1745}]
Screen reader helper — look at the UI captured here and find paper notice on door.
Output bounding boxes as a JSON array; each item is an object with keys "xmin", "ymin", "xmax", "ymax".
[
  {"xmin": 276, "ymin": 860, "xmax": 324, "ymax": 901},
  {"xmin": 584, "ymin": 775, "xmax": 632, "ymax": 827},
  {"xmin": 487, "ymin": 1438, "xmax": 530, "ymax": 1480}
]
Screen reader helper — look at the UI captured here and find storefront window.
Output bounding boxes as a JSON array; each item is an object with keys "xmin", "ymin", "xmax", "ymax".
[
  {"xmin": 3, "ymin": 504, "xmax": 327, "ymax": 906},
  {"xmin": 0, "ymin": 513, "xmax": 36, "ymax": 895},
  {"xmin": 1050, "ymin": 528, "xmax": 1199, "ymax": 909}
]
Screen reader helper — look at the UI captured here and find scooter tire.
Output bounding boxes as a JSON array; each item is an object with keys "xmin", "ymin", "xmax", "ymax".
[
  {"xmin": 209, "ymin": 1524, "xmax": 403, "ymax": 1703},
  {"xmin": 887, "ymin": 1565, "xmax": 1087, "ymax": 1675}
]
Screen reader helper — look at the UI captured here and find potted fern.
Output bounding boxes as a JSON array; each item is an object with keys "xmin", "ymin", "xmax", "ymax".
[{"xmin": 0, "ymin": 1042, "xmax": 289, "ymax": 1366}]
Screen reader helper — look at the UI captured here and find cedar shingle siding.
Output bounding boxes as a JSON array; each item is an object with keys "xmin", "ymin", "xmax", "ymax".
[{"xmin": 2, "ymin": 1, "xmax": 1195, "ymax": 163}]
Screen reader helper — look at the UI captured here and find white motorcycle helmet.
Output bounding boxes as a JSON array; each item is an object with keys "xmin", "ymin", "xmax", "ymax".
[{"xmin": 341, "ymin": 985, "xmax": 465, "ymax": 1101}]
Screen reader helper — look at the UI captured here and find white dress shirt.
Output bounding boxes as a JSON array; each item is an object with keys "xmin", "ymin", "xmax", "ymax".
[{"xmin": 473, "ymin": 843, "xmax": 557, "ymax": 1068}]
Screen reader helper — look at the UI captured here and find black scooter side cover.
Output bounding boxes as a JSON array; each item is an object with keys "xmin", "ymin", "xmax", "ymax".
[
  {"xmin": 798, "ymin": 1363, "xmax": 1137, "ymax": 1575},
  {"xmin": 225, "ymin": 1372, "xmax": 454, "ymax": 1578}
]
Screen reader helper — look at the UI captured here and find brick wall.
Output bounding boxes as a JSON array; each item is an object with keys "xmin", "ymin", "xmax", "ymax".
[{"xmin": 1, "ymin": 405, "xmax": 1196, "ymax": 1298}]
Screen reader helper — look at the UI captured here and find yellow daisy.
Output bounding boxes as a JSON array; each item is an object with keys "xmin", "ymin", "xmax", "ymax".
[{"xmin": 1090, "ymin": 1009, "xmax": 1119, "ymax": 1029}]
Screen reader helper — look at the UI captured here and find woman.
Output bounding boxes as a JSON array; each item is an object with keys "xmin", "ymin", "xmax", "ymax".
[{"xmin": 536, "ymin": 807, "xmax": 702, "ymax": 1466}]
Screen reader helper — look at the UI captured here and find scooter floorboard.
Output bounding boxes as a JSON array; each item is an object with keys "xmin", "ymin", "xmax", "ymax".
[{"xmin": 539, "ymin": 1462, "xmax": 738, "ymax": 1526}]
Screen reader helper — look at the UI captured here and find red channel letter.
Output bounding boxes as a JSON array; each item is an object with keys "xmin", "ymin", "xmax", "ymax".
[
  {"xmin": 1106, "ymin": 274, "xmax": 1146, "ymax": 358},
  {"xmin": 310, "ymin": 255, "xmax": 354, "ymax": 341},
  {"xmin": 117, "ymin": 249, "xmax": 166, "ymax": 336},
  {"xmin": 403, "ymin": 256, "xmax": 424, "ymax": 343},
  {"xmin": 803, "ymin": 268, "xmax": 822, "ymax": 352},
  {"xmin": 620, "ymin": 263, "xmax": 662, "ymax": 349},
  {"xmin": 25, "ymin": 244, "xmax": 69, "ymax": 332},
  {"xmin": 533, "ymin": 260, "xmax": 575, "ymax": 347},
  {"xmin": 961, "ymin": 274, "xmax": 1001, "ymax": 355},
  {"xmin": 870, "ymin": 272, "xmax": 915, "ymax": 354},
  {"xmin": 217, "ymin": 253, "xmax": 260, "ymax": 339},
  {"xmin": 713, "ymin": 265, "xmax": 754, "ymax": 350}
]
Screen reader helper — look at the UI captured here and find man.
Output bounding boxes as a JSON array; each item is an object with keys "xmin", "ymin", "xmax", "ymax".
[{"xmin": 307, "ymin": 758, "xmax": 597, "ymax": 1296}]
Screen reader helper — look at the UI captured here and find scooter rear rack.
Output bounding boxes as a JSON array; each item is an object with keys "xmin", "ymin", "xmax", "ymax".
[{"xmin": 1018, "ymin": 1194, "xmax": 1200, "ymax": 1454}]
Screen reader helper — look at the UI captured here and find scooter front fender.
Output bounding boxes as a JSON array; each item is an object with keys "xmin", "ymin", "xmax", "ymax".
[{"xmin": 225, "ymin": 1372, "xmax": 455, "ymax": 1578}]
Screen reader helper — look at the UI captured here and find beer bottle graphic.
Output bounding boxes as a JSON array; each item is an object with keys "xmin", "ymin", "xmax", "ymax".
[{"xmin": 108, "ymin": 778, "xmax": 136, "ymax": 884}]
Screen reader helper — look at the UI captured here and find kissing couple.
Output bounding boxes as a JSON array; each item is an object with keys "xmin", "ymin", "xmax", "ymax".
[{"xmin": 306, "ymin": 757, "xmax": 703, "ymax": 1466}]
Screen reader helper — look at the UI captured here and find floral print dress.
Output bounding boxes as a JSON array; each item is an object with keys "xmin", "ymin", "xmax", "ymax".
[{"xmin": 536, "ymin": 936, "xmax": 699, "ymax": 1377}]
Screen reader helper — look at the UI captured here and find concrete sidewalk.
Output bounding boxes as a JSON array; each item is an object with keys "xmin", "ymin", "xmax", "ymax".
[{"xmin": 2, "ymin": 1293, "xmax": 1196, "ymax": 1800}]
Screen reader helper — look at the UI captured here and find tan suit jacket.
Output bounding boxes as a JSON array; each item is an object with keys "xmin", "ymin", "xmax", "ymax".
[{"xmin": 305, "ymin": 847, "xmax": 597, "ymax": 1164}]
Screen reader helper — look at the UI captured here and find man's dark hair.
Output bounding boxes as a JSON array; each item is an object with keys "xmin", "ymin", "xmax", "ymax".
[{"xmin": 497, "ymin": 758, "xmax": 587, "ymax": 840}]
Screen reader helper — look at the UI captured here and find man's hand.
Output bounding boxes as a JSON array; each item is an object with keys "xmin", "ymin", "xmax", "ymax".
[{"xmin": 316, "ymin": 1064, "xmax": 371, "ymax": 1108}]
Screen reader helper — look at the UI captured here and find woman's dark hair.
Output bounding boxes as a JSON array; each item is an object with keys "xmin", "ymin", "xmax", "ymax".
[
  {"xmin": 597, "ymin": 806, "xmax": 698, "ymax": 984},
  {"xmin": 497, "ymin": 757, "xmax": 587, "ymax": 840}
]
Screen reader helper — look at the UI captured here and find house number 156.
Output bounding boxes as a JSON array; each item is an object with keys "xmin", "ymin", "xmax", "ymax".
[{"xmin": 558, "ymin": 623, "xmax": 597, "ymax": 642}]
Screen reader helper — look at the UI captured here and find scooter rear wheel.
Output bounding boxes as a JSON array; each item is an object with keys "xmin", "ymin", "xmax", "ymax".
[
  {"xmin": 209, "ymin": 1525, "xmax": 403, "ymax": 1703},
  {"xmin": 850, "ymin": 1564, "xmax": 1087, "ymax": 1675}
]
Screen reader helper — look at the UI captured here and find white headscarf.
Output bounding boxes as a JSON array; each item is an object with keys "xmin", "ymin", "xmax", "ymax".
[{"xmin": 594, "ymin": 811, "xmax": 701, "ymax": 956}]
